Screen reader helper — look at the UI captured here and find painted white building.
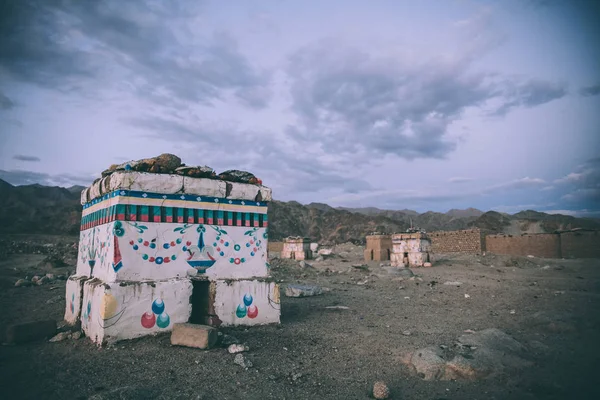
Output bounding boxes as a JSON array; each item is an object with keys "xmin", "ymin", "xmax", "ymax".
[
  {"xmin": 281, "ymin": 237, "xmax": 312, "ymax": 260},
  {"xmin": 390, "ymin": 232, "xmax": 432, "ymax": 267},
  {"xmin": 65, "ymin": 171, "xmax": 280, "ymax": 345}
]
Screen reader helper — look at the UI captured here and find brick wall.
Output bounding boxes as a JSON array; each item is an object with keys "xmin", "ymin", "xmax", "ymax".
[
  {"xmin": 429, "ymin": 229, "xmax": 484, "ymax": 254},
  {"xmin": 268, "ymin": 242, "xmax": 284, "ymax": 253},
  {"xmin": 486, "ymin": 234, "xmax": 560, "ymax": 258},
  {"xmin": 560, "ymin": 230, "xmax": 600, "ymax": 258}
]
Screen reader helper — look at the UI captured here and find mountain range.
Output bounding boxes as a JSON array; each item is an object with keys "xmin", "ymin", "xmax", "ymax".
[{"xmin": 1, "ymin": 179, "xmax": 599, "ymax": 243}]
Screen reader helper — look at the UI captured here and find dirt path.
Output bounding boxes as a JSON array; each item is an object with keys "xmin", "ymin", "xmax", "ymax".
[{"xmin": 1, "ymin": 242, "xmax": 599, "ymax": 399}]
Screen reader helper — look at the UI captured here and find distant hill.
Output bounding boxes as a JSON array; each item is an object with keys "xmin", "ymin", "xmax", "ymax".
[
  {"xmin": 0, "ymin": 179, "xmax": 82, "ymax": 235},
  {"xmin": 1, "ymin": 179, "xmax": 599, "ymax": 242}
]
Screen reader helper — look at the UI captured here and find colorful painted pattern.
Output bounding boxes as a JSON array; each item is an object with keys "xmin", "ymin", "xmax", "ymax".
[
  {"xmin": 236, "ymin": 293, "xmax": 258, "ymax": 319},
  {"xmin": 80, "ymin": 190, "xmax": 268, "ymax": 231}
]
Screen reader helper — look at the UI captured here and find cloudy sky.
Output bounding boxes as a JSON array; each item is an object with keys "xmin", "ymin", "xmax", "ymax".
[{"xmin": 1, "ymin": 0, "xmax": 599, "ymax": 216}]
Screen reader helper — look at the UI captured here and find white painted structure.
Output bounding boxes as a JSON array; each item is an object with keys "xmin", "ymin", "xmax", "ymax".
[
  {"xmin": 390, "ymin": 232, "xmax": 432, "ymax": 267},
  {"xmin": 281, "ymin": 237, "xmax": 312, "ymax": 260},
  {"xmin": 66, "ymin": 171, "xmax": 280, "ymax": 345}
]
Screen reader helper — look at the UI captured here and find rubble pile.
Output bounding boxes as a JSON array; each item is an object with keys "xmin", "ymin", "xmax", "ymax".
[{"xmin": 98, "ymin": 153, "xmax": 263, "ymax": 185}]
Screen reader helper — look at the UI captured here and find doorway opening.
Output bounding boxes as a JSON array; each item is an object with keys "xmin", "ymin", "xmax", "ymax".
[{"xmin": 189, "ymin": 279, "xmax": 211, "ymax": 324}]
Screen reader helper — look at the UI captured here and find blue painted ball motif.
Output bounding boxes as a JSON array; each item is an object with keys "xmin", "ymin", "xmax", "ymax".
[
  {"xmin": 236, "ymin": 304, "xmax": 247, "ymax": 318},
  {"xmin": 156, "ymin": 312, "xmax": 170, "ymax": 328},
  {"xmin": 133, "ymin": 245, "xmax": 139, "ymax": 250},
  {"xmin": 152, "ymin": 299, "xmax": 165, "ymax": 315},
  {"xmin": 163, "ymin": 243, "xmax": 170, "ymax": 249},
  {"xmin": 155, "ymin": 257, "xmax": 164, "ymax": 265},
  {"xmin": 150, "ymin": 243, "xmax": 156, "ymax": 249},
  {"xmin": 243, "ymin": 294, "xmax": 253, "ymax": 306}
]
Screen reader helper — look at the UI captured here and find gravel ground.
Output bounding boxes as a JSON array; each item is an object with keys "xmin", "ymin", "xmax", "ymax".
[{"xmin": 1, "ymin": 238, "xmax": 599, "ymax": 400}]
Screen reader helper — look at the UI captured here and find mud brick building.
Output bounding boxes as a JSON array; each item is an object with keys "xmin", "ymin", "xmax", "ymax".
[
  {"xmin": 65, "ymin": 168, "xmax": 280, "ymax": 345},
  {"xmin": 486, "ymin": 229, "xmax": 600, "ymax": 258},
  {"xmin": 364, "ymin": 234, "xmax": 392, "ymax": 261},
  {"xmin": 281, "ymin": 237, "xmax": 312, "ymax": 260},
  {"xmin": 390, "ymin": 232, "xmax": 432, "ymax": 267},
  {"xmin": 429, "ymin": 229, "xmax": 485, "ymax": 254}
]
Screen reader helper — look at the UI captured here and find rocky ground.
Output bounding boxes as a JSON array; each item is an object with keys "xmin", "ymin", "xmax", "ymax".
[{"xmin": 1, "ymin": 237, "xmax": 599, "ymax": 399}]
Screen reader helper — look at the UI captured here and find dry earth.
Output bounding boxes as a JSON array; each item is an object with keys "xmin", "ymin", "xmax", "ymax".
[{"xmin": 0, "ymin": 237, "xmax": 599, "ymax": 399}]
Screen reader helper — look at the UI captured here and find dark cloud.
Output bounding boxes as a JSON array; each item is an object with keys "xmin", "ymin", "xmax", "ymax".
[
  {"xmin": 579, "ymin": 84, "xmax": 600, "ymax": 97},
  {"xmin": 0, "ymin": 0, "xmax": 271, "ymax": 108},
  {"xmin": 126, "ymin": 113, "xmax": 371, "ymax": 195},
  {"xmin": 0, "ymin": 169, "xmax": 93, "ymax": 187},
  {"xmin": 554, "ymin": 158, "xmax": 600, "ymax": 210},
  {"xmin": 13, "ymin": 155, "xmax": 40, "ymax": 162},
  {"xmin": 0, "ymin": 91, "xmax": 15, "ymax": 110},
  {"xmin": 285, "ymin": 42, "xmax": 566, "ymax": 161},
  {"xmin": 492, "ymin": 79, "xmax": 567, "ymax": 116}
]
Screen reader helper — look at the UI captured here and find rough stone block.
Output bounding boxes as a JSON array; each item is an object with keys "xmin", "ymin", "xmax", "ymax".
[
  {"xmin": 285, "ymin": 284, "xmax": 323, "ymax": 298},
  {"xmin": 170, "ymin": 323, "xmax": 218, "ymax": 349},
  {"xmin": 5, "ymin": 320, "xmax": 57, "ymax": 344}
]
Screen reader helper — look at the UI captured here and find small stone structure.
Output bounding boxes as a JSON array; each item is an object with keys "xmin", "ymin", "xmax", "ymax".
[
  {"xmin": 281, "ymin": 237, "xmax": 312, "ymax": 260},
  {"xmin": 64, "ymin": 155, "xmax": 280, "ymax": 345},
  {"xmin": 364, "ymin": 234, "xmax": 392, "ymax": 261},
  {"xmin": 390, "ymin": 232, "xmax": 432, "ymax": 267}
]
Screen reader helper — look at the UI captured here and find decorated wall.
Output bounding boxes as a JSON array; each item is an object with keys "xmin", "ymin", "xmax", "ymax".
[
  {"xmin": 80, "ymin": 278, "xmax": 193, "ymax": 344},
  {"xmin": 213, "ymin": 280, "xmax": 281, "ymax": 326},
  {"xmin": 76, "ymin": 189, "xmax": 270, "ymax": 281}
]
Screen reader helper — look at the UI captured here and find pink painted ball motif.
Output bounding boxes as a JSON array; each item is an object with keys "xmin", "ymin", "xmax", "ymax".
[
  {"xmin": 141, "ymin": 311, "xmax": 156, "ymax": 328},
  {"xmin": 247, "ymin": 305, "xmax": 258, "ymax": 319}
]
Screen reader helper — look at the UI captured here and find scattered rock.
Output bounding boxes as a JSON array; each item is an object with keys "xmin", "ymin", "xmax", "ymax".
[
  {"xmin": 45, "ymin": 273, "xmax": 56, "ymax": 281},
  {"xmin": 443, "ymin": 281, "xmax": 462, "ymax": 286},
  {"xmin": 325, "ymin": 306, "xmax": 349, "ymax": 310},
  {"xmin": 71, "ymin": 331, "xmax": 82, "ymax": 340},
  {"xmin": 509, "ymin": 310, "xmax": 516, "ymax": 314},
  {"xmin": 218, "ymin": 170, "xmax": 260, "ymax": 184},
  {"xmin": 220, "ymin": 334, "xmax": 241, "ymax": 346},
  {"xmin": 527, "ymin": 255, "xmax": 535, "ymax": 258},
  {"xmin": 233, "ymin": 353, "xmax": 253, "ymax": 369},
  {"xmin": 402, "ymin": 330, "xmax": 412, "ymax": 336},
  {"xmin": 541, "ymin": 265, "xmax": 551, "ymax": 270},
  {"xmin": 298, "ymin": 260, "xmax": 313, "ymax": 268},
  {"xmin": 5, "ymin": 320, "xmax": 57, "ymax": 344},
  {"xmin": 31, "ymin": 275, "xmax": 41, "ymax": 283},
  {"xmin": 49, "ymin": 331, "xmax": 71, "ymax": 342},
  {"xmin": 14, "ymin": 279, "xmax": 32, "ymax": 287},
  {"xmin": 37, "ymin": 276, "xmax": 50, "ymax": 285},
  {"xmin": 228, "ymin": 344, "xmax": 249, "ymax": 354},
  {"xmin": 318, "ymin": 248, "xmax": 333, "ymax": 256},
  {"xmin": 372, "ymin": 381, "xmax": 390, "ymax": 399},
  {"xmin": 403, "ymin": 329, "xmax": 531, "ymax": 381},
  {"xmin": 289, "ymin": 372, "xmax": 303, "ymax": 382},
  {"xmin": 105, "ymin": 153, "xmax": 182, "ymax": 175},
  {"xmin": 423, "ymin": 262, "xmax": 432, "ymax": 267},
  {"xmin": 464, "ymin": 294, "xmax": 471, "ymax": 298},
  {"xmin": 285, "ymin": 284, "xmax": 323, "ymax": 297},
  {"xmin": 405, "ymin": 347, "xmax": 447, "ymax": 380},
  {"xmin": 351, "ymin": 264, "xmax": 369, "ymax": 270},
  {"xmin": 314, "ymin": 255, "xmax": 324, "ymax": 262},
  {"xmin": 174, "ymin": 165, "xmax": 216, "ymax": 179}
]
